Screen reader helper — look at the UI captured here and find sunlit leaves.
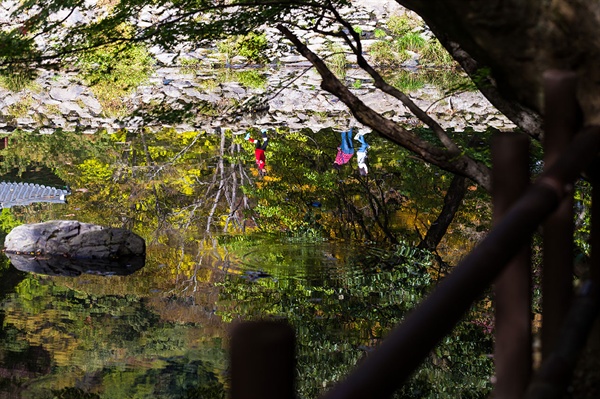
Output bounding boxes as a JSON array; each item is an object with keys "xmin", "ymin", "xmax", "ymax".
[
  {"xmin": 77, "ymin": 37, "xmax": 154, "ymax": 117},
  {"xmin": 76, "ymin": 159, "xmax": 114, "ymax": 185}
]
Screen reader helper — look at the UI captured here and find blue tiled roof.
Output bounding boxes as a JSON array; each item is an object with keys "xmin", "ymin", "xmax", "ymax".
[{"xmin": 0, "ymin": 182, "xmax": 71, "ymax": 208}]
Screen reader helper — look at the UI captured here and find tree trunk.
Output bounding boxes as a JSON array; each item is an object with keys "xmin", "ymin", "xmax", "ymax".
[
  {"xmin": 396, "ymin": 0, "xmax": 600, "ymax": 128},
  {"xmin": 418, "ymin": 175, "xmax": 468, "ymax": 251}
]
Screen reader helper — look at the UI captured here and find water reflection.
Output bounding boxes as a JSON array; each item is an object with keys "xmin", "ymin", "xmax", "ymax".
[
  {"xmin": 0, "ymin": 182, "xmax": 71, "ymax": 208},
  {"xmin": 0, "ymin": 236, "xmax": 492, "ymax": 398},
  {"xmin": 6, "ymin": 253, "xmax": 145, "ymax": 276},
  {"xmin": 0, "ymin": 129, "xmax": 492, "ymax": 397}
]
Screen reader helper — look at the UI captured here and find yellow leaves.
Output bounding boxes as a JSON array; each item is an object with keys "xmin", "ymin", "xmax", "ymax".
[
  {"xmin": 77, "ymin": 158, "xmax": 114, "ymax": 184},
  {"xmin": 179, "ymin": 130, "xmax": 203, "ymax": 144},
  {"xmin": 261, "ymin": 173, "xmax": 279, "ymax": 182},
  {"xmin": 4, "ymin": 308, "xmax": 84, "ymax": 367},
  {"xmin": 170, "ymin": 170, "xmax": 202, "ymax": 196},
  {"xmin": 135, "ymin": 202, "xmax": 149, "ymax": 211},
  {"xmin": 147, "ymin": 146, "xmax": 170, "ymax": 160},
  {"xmin": 109, "ymin": 129, "xmax": 128, "ymax": 143}
]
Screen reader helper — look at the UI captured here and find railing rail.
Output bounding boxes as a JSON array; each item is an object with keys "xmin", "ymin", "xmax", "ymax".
[
  {"xmin": 525, "ymin": 281, "xmax": 600, "ymax": 399},
  {"xmin": 230, "ymin": 71, "xmax": 600, "ymax": 399},
  {"xmin": 492, "ymin": 131, "xmax": 532, "ymax": 397},
  {"xmin": 318, "ymin": 126, "xmax": 600, "ymax": 399}
]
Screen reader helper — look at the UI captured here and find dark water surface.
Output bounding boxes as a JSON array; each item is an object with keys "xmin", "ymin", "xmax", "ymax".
[
  {"xmin": 0, "ymin": 237, "xmax": 444, "ymax": 399},
  {"xmin": 0, "ymin": 130, "xmax": 493, "ymax": 398}
]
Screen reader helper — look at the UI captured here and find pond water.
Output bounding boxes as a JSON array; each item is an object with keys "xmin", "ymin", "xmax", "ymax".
[
  {"xmin": 0, "ymin": 235, "xmax": 492, "ymax": 399},
  {"xmin": 0, "ymin": 130, "xmax": 493, "ymax": 398}
]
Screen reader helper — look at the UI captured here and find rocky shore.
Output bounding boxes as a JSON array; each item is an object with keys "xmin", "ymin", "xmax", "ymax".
[{"xmin": 0, "ymin": 0, "xmax": 515, "ymax": 134}]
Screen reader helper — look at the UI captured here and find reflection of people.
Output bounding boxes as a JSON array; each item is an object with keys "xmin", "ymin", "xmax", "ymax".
[
  {"xmin": 333, "ymin": 127, "xmax": 354, "ymax": 170},
  {"xmin": 355, "ymin": 130, "xmax": 370, "ymax": 176},
  {"xmin": 245, "ymin": 129, "xmax": 269, "ymax": 176}
]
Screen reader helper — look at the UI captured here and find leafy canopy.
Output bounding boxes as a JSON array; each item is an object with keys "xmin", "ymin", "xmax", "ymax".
[{"xmin": 1, "ymin": 0, "xmax": 352, "ymax": 73}]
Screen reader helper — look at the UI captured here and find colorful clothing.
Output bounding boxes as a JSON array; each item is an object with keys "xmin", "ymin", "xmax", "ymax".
[
  {"xmin": 356, "ymin": 133, "xmax": 369, "ymax": 176},
  {"xmin": 333, "ymin": 128, "xmax": 354, "ymax": 166},
  {"xmin": 247, "ymin": 131, "xmax": 268, "ymax": 174},
  {"xmin": 253, "ymin": 145, "xmax": 266, "ymax": 170}
]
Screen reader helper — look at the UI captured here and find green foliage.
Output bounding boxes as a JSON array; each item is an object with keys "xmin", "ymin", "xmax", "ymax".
[
  {"xmin": 50, "ymin": 387, "xmax": 101, "ymax": 399},
  {"xmin": 237, "ymin": 32, "xmax": 269, "ymax": 63},
  {"xmin": 421, "ymin": 38, "xmax": 455, "ymax": 66},
  {"xmin": 384, "ymin": 68, "xmax": 473, "ymax": 95},
  {"xmin": 373, "ymin": 28, "xmax": 387, "ymax": 39},
  {"xmin": 0, "ymin": 29, "xmax": 40, "ymax": 89},
  {"xmin": 239, "ymin": 128, "xmax": 480, "ymax": 244},
  {"xmin": 470, "ymin": 66, "xmax": 495, "ymax": 90},
  {"xmin": 77, "ymin": 158, "xmax": 114, "ymax": 184},
  {"xmin": 77, "ymin": 34, "xmax": 154, "ymax": 117},
  {"xmin": 368, "ymin": 14, "xmax": 456, "ymax": 69},
  {"xmin": 368, "ymin": 41, "xmax": 408, "ymax": 66},
  {"xmin": 387, "ymin": 15, "xmax": 417, "ymax": 36},
  {"xmin": 0, "ymin": 130, "xmax": 114, "ymax": 182},
  {"xmin": 0, "ymin": 208, "xmax": 21, "ymax": 244},
  {"xmin": 216, "ymin": 240, "xmax": 493, "ymax": 398},
  {"xmin": 178, "ymin": 57, "xmax": 202, "ymax": 74},
  {"xmin": 235, "ymin": 70, "xmax": 267, "ymax": 89},
  {"xmin": 217, "ymin": 32, "xmax": 269, "ymax": 64},
  {"xmin": 1, "ymin": 273, "xmax": 229, "ymax": 399},
  {"xmin": 324, "ymin": 43, "xmax": 348, "ymax": 79},
  {"xmin": 0, "ymin": 126, "xmax": 498, "ymax": 398},
  {"xmin": 396, "ymin": 31, "xmax": 426, "ymax": 52},
  {"xmin": 5, "ymin": 94, "xmax": 35, "ymax": 120},
  {"xmin": 0, "ymin": 66, "xmax": 38, "ymax": 92},
  {"xmin": 389, "ymin": 70, "xmax": 425, "ymax": 92}
]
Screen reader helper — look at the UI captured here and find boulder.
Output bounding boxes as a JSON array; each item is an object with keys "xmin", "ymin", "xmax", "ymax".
[{"xmin": 4, "ymin": 220, "xmax": 145, "ymax": 259}]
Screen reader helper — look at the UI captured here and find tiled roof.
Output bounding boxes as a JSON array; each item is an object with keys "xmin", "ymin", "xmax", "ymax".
[{"xmin": 0, "ymin": 182, "xmax": 71, "ymax": 208}]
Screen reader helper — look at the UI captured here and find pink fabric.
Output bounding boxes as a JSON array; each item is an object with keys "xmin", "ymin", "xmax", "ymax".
[{"xmin": 334, "ymin": 148, "xmax": 354, "ymax": 165}]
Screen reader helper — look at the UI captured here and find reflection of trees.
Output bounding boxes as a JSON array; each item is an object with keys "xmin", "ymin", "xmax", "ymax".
[
  {"xmin": 120, "ymin": 127, "xmax": 253, "ymax": 237},
  {"xmin": 216, "ymin": 243, "xmax": 493, "ymax": 398},
  {"xmin": 0, "ymin": 272, "xmax": 228, "ymax": 398},
  {"xmin": 244, "ymin": 129, "xmax": 484, "ymax": 249},
  {"xmin": 0, "ymin": 260, "xmax": 52, "ymax": 398},
  {"xmin": 112, "ymin": 128, "xmax": 260, "ymax": 295},
  {"xmin": 0, "ymin": 128, "xmax": 485, "ymax": 267}
]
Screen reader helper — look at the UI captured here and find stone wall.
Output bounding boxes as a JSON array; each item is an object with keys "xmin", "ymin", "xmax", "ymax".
[{"xmin": 0, "ymin": 0, "xmax": 515, "ymax": 134}]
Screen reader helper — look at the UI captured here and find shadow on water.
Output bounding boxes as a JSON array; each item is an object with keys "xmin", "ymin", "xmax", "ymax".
[{"xmin": 4, "ymin": 253, "xmax": 145, "ymax": 277}]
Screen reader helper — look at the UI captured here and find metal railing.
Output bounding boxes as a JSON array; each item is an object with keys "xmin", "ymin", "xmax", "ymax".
[{"xmin": 229, "ymin": 71, "xmax": 600, "ymax": 399}]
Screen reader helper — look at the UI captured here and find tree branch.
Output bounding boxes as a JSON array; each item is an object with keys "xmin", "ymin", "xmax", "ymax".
[
  {"xmin": 277, "ymin": 23, "xmax": 492, "ymax": 190},
  {"xmin": 327, "ymin": 6, "xmax": 463, "ymax": 155}
]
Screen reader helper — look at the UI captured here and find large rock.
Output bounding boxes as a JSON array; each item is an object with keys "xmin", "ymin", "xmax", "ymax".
[{"xmin": 4, "ymin": 220, "xmax": 145, "ymax": 259}]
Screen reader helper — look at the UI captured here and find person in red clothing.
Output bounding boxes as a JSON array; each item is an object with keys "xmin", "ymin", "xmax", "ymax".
[
  {"xmin": 332, "ymin": 127, "xmax": 354, "ymax": 170},
  {"xmin": 245, "ymin": 129, "xmax": 269, "ymax": 176}
]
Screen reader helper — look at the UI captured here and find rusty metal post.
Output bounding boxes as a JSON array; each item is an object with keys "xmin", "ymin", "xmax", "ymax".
[
  {"xmin": 524, "ymin": 281, "xmax": 600, "ymax": 399},
  {"xmin": 320, "ymin": 126, "xmax": 600, "ymax": 399},
  {"xmin": 541, "ymin": 70, "xmax": 581, "ymax": 359},
  {"xmin": 230, "ymin": 320, "xmax": 296, "ymax": 399},
  {"xmin": 492, "ymin": 132, "xmax": 532, "ymax": 398}
]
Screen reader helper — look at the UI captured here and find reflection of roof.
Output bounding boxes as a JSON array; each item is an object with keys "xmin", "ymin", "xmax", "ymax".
[{"xmin": 0, "ymin": 182, "xmax": 71, "ymax": 208}]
